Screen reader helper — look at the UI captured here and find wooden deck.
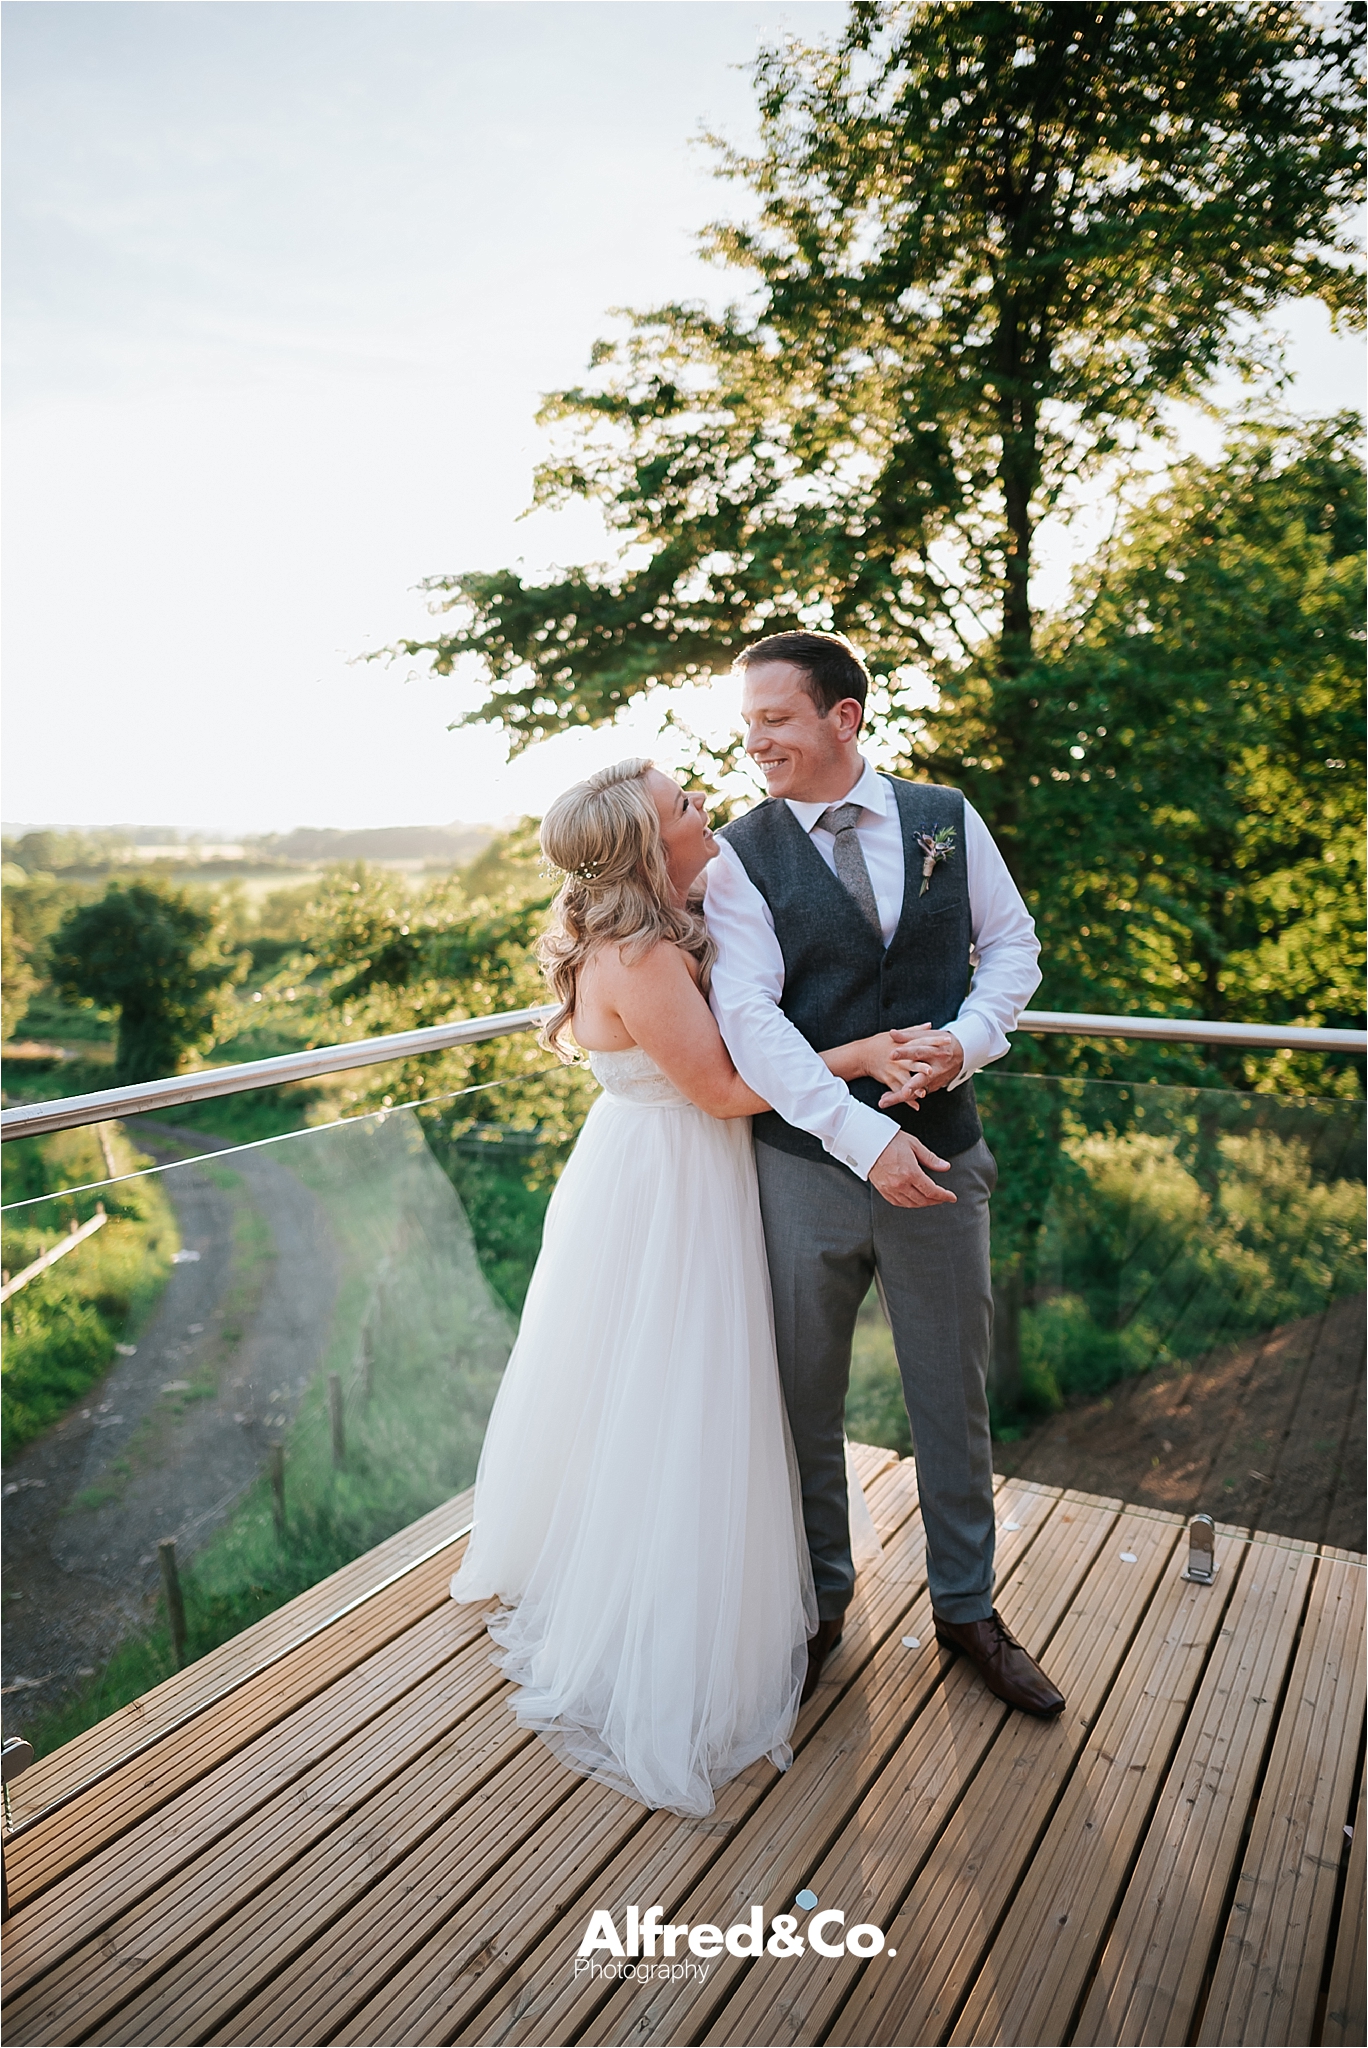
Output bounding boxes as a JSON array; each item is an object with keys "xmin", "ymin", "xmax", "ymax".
[{"xmin": 3, "ymin": 1446, "xmax": 1363, "ymax": 2047}]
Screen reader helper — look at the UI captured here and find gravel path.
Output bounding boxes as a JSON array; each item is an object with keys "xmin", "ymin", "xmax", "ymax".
[{"xmin": 2, "ymin": 1122, "xmax": 340, "ymax": 1731}]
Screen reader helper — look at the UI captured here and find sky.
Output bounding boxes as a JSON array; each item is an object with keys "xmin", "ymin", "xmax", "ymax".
[{"xmin": 4, "ymin": 0, "xmax": 1364, "ymax": 836}]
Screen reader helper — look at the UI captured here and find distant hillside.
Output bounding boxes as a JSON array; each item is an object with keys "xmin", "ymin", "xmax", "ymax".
[{"xmin": 250, "ymin": 824, "xmax": 495, "ymax": 867}]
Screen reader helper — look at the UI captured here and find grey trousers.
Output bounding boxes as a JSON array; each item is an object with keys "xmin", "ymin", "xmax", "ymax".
[{"xmin": 755, "ymin": 1135, "xmax": 997, "ymax": 1625}]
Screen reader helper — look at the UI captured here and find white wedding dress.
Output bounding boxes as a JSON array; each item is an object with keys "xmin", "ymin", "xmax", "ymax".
[{"xmin": 451, "ymin": 1045, "xmax": 874, "ymax": 1819}]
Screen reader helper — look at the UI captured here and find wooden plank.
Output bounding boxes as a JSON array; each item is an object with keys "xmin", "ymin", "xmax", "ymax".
[
  {"xmin": 948, "ymin": 1526, "xmax": 1264, "ymax": 2046},
  {"xmin": 60, "ymin": 1454, "xmax": 920, "ymax": 2047},
  {"xmin": 243, "ymin": 1743, "xmax": 636, "ymax": 2048},
  {"xmin": 98, "ymin": 1732, "xmax": 569, "ymax": 2048},
  {"xmin": 1074, "ymin": 1535, "xmax": 1318, "ymax": 2045},
  {"xmin": 1260, "ymin": 1307, "xmax": 1365, "ymax": 1549},
  {"xmin": 3, "ymin": 1483, "xmax": 475, "ymax": 1832},
  {"xmin": 469, "ymin": 1483, "xmax": 1076, "ymax": 2048},
  {"xmin": 1324, "ymin": 1344, "xmax": 1365, "ymax": 1553},
  {"xmin": 770, "ymin": 1503, "xmax": 1183, "ymax": 2048},
  {"xmin": 19, "ymin": 1446, "xmax": 1364, "ymax": 2048},
  {"xmin": 1, "ymin": 1594, "xmax": 495, "ymax": 2007},
  {"xmin": 1322, "ymin": 1773, "xmax": 1366, "ymax": 2048},
  {"xmin": 1196, "ymin": 1552, "xmax": 1366, "ymax": 2046},
  {"xmin": 848, "ymin": 1441, "xmax": 900, "ymax": 1489},
  {"xmin": 218, "ymin": 1459, "xmax": 934, "ymax": 2047},
  {"xmin": 112, "ymin": 1458, "xmax": 917, "ymax": 2048},
  {"xmin": 3, "ymin": 1532, "xmax": 476, "ymax": 1909},
  {"xmin": 453, "ymin": 1462, "xmax": 937, "ymax": 2048},
  {"xmin": 4, "ymin": 1642, "xmax": 527, "ymax": 2047},
  {"xmin": 8, "ymin": 1449, "xmax": 892, "ymax": 1910}
]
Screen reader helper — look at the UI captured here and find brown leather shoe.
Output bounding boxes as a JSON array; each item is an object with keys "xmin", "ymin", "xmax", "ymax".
[
  {"xmin": 802, "ymin": 1616, "xmax": 845, "ymax": 1704},
  {"xmin": 933, "ymin": 1610, "xmax": 1065, "ymax": 1716}
]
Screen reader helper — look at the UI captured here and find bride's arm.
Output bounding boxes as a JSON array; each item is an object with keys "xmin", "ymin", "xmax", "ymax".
[
  {"xmin": 597, "ymin": 946, "xmax": 931, "ymax": 1120},
  {"xmin": 820, "ymin": 1031, "xmax": 931, "ymax": 1110},
  {"xmin": 601, "ymin": 942, "xmax": 770, "ymax": 1118}
]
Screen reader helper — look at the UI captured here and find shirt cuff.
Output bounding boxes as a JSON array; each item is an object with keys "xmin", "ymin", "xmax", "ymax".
[
  {"xmin": 830, "ymin": 1099, "xmax": 902, "ymax": 1179},
  {"xmin": 944, "ymin": 1013, "xmax": 999, "ymax": 1088}
]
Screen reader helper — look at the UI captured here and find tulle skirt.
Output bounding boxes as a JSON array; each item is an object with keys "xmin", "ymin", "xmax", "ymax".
[{"xmin": 450, "ymin": 1087, "xmax": 818, "ymax": 1817}]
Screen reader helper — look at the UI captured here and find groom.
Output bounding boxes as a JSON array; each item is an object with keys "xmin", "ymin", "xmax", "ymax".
[{"xmin": 707, "ymin": 630, "xmax": 1065, "ymax": 1716}]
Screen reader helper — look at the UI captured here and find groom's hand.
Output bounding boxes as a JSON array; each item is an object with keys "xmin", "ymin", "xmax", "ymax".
[
  {"xmin": 889, "ymin": 1025, "xmax": 964, "ymax": 1094},
  {"xmin": 868, "ymin": 1132, "xmax": 957, "ymax": 1209}
]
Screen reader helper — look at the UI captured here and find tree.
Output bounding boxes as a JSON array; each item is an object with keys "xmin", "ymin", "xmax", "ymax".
[
  {"xmin": 50, "ymin": 883, "xmax": 240, "ymax": 1084},
  {"xmin": 1007, "ymin": 413, "xmax": 1365, "ymax": 1084},
  {"xmin": 1, "ymin": 896, "xmax": 42, "ymax": 1043},
  {"xmin": 302, "ymin": 836, "xmax": 596, "ymax": 1311},
  {"xmin": 2, "ymin": 869, "xmax": 89, "ymax": 1043},
  {"xmin": 388, "ymin": 0, "xmax": 1363, "ymax": 862}
]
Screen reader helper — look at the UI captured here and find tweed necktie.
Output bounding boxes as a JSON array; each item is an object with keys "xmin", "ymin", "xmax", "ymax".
[{"xmin": 816, "ymin": 803, "xmax": 882, "ymax": 938}]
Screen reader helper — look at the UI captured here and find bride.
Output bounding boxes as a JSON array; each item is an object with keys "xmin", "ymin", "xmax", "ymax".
[{"xmin": 451, "ymin": 757, "xmax": 925, "ymax": 1817}]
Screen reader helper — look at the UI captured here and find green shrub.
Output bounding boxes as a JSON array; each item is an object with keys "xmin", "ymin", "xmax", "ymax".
[
  {"xmin": 1, "ymin": 1127, "xmax": 176, "ymax": 1458},
  {"xmin": 1018, "ymin": 1294, "xmax": 1159, "ymax": 1412}
]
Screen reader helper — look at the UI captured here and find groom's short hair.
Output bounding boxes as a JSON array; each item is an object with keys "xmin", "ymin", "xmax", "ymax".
[{"xmin": 736, "ymin": 631, "xmax": 870, "ymax": 722}]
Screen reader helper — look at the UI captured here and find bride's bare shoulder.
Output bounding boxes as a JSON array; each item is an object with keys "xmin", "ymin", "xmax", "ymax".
[{"xmin": 587, "ymin": 937, "xmax": 696, "ymax": 987}]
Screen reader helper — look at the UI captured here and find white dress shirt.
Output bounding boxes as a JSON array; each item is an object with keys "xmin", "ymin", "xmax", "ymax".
[{"xmin": 705, "ymin": 757, "xmax": 1042, "ymax": 1179}]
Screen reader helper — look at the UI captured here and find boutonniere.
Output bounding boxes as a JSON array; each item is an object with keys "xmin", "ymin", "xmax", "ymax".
[{"xmin": 915, "ymin": 825, "xmax": 956, "ymax": 896}]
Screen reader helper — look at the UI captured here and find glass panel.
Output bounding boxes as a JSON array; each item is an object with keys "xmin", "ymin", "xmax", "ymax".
[
  {"xmin": 2, "ymin": 1107, "xmax": 512, "ymax": 1754},
  {"xmin": 974, "ymin": 1074, "xmax": 1364, "ymax": 1420},
  {"xmin": 3, "ymin": 1068, "xmax": 1362, "ymax": 1759},
  {"xmin": 845, "ymin": 1074, "xmax": 1365, "ymax": 1457}
]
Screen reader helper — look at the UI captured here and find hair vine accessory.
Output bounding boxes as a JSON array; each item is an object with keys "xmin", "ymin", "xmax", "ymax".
[{"xmin": 543, "ymin": 857, "xmax": 604, "ymax": 884}]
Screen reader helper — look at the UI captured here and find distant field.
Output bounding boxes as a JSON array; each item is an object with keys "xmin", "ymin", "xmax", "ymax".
[{"xmin": 2, "ymin": 820, "xmax": 499, "ymax": 883}]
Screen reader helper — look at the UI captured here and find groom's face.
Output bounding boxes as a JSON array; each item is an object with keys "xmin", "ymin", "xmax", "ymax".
[{"xmin": 740, "ymin": 661, "xmax": 862, "ymax": 803}]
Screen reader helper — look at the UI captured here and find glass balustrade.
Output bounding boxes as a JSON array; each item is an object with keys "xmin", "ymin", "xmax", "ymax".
[
  {"xmin": 1, "ymin": 1102, "xmax": 517, "ymax": 1756},
  {"xmin": 840, "ymin": 1072, "xmax": 1366, "ymax": 1458},
  {"xmin": 2, "ymin": 1061, "xmax": 1363, "ymax": 1763},
  {"xmin": 976, "ymin": 1071, "xmax": 1364, "ymax": 1414}
]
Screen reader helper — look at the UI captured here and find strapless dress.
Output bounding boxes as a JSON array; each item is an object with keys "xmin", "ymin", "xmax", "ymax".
[{"xmin": 450, "ymin": 1044, "xmax": 816, "ymax": 1816}]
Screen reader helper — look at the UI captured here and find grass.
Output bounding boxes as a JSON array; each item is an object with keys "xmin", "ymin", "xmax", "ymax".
[
  {"xmin": 1, "ymin": 1126, "xmax": 178, "ymax": 1459},
  {"xmin": 7, "ymin": 991, "xmax": 115, "ymax": 1050},
  {"xmin": 846, "ymin": 1289, "xmax": 912, "ymax": 1456},
  {"xmin": 437, "ymin": 1142, "xmax": 567, "ymax": 1314}
]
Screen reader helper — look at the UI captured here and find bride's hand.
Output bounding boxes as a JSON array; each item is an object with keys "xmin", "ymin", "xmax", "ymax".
[{"xmin": 860, "ymin": 1033, "xmax": 931, "ymax": 1109}]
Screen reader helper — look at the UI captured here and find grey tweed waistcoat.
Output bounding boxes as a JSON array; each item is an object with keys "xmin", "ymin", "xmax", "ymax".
[{"xmin": 719, "ymin": 776, "xmax": 983, "ymax": 1165}]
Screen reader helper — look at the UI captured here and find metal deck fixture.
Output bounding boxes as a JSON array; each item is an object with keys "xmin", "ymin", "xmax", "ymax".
[{"xmin": 1183, "ymin": 1514, "xmax": 1218, "ymax": 1584}]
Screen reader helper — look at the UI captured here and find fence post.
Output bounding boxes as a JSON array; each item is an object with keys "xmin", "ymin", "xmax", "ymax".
[
  {"xmin": 329, "ymin": 1373, "xmax": 345, "ymax": 1468},
  {"xmin": 158, "ymin": 1539, "xmax": 187, "ymax": 1670},
  {"xmin": 360, "ymin": 1324, "xmax": 373, "ymax": 1404},
  {"xmin": 269, "ymin": 1441, "xmax": 286, "ymax": 1537}
]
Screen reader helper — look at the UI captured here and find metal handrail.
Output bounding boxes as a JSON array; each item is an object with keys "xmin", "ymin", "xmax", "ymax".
[
  {"xmin": 2, "ymin": 1004, "xmax": 1363, "ymax": 1143},
  {"xmin": 0, "ymin": 1006, "xmax": 554, "ymax": 1141},
  {"xmin": 1016, "ymin": 1010, "xmax": 1367, "ymax": 1053}
]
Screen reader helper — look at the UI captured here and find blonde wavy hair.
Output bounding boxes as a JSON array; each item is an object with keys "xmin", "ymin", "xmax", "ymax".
[{"xmin": 537, "ymin": 757, "xmax": 716, "ymax": 1059}]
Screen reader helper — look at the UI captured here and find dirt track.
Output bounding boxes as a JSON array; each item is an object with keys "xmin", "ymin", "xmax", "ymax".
[{"xmin": 1, "ymin": 1123, "xmax": 339, "ymax": 1731}]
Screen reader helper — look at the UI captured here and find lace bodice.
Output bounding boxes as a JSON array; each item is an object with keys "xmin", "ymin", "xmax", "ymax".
[{"xmin": 588, "ymin": 1046, "xmax": 689, "ymax": 1106}]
